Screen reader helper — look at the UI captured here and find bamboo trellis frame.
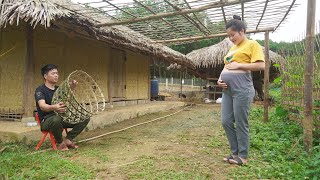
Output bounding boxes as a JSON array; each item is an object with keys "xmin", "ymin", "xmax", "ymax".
[
  {"xmin": 280, "ymin": 22, "xmax": 320, "ymax": 111},
  {"xmin": 69, "ymin": 0, "xmax": 298, "ymax": 45}
]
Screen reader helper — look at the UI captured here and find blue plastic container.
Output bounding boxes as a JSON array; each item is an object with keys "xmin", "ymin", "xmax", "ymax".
[{"xmin": 150, "ymin": 76, "xmax": 159, "ymax": 98}]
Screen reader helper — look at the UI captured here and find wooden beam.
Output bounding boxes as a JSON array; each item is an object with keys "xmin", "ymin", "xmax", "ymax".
[
  {"xmin": 164, "ymin": 0, "xmax": 210, "ymax": 35},
  {"xmin": 96, "ymin": 0, "xmax": 255, "ymax": 27},
  {"xmin": 221, "ymin": 6, "xmax": 227, "ymax": 25},
  {"xmin": 263, "ymin": 31, "xmax": 270, "ymax": 123},
  {"xmin": 256, "ymin": 0, "xmax": 269, "ymax": 29},
  {"xmin": 153, "ymin": 27, "xmax": 275, "ymax": 44},
  {"xmin": 241, "ymin": 0, "xmax": 244, "ymax": 21},
  {"xmin": 303, "ymin": 0, "xmax": 316, "ymax": 152},
  {"xmin": 274, "ymin": 0, "xmax": 296, "ymax": 30},
  {"xmin": 183, "ymin": 0, "xmax": 212, "ymax": 34},
  {"xmin": 133, "ymin": 0, "xmax": 189, "ymax": 37},
  {"xmin": 23, "ymin": 25, "xmax": 35, "ymax": 118},
  {"xmin": 102, "ymin": 0, "xmax": 168, "ymax": 40}
]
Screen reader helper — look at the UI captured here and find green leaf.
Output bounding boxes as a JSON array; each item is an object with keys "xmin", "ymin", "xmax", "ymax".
[
  {"xmin": 273, "ymin": 63, "xmax": 280, "ymax": 68},
  {"xmin": 275, "ymin": 106, "xmax": 288, "ymax": 117},
  {"xmin": 273, "ymin": 77, "xmax": 282, "ymax": 83}
]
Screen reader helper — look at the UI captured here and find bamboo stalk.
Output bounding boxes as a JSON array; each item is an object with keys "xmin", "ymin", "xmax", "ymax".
[
  {"xmin": 153, "ymin": 28, "xmax": 275, "ymax": 43},
  {"xmin": 264, "ymin": 31, "xmax": 270, "ymax": 123},
  {"xmin": 96, "ymin": 0, "xmax": 255, "ymax": 27}
]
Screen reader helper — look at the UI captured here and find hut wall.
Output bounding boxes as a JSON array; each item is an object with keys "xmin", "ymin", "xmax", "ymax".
[
  {"xmin": 33, "ymin": 27, "xmax": 110, "ymax": 106},
  {"xmin": 110, "ymin": 49, "xmax": 126, "ymax": 98},
  {"xmin": 0, "ymin": 24, "xmax": 151, "ymax": 117},
  {"xmin": 125, "ymin": 52, "xmax": 149, "ymax": 99},
  {"xmin": 0, "ymin": 25, "xmax": 26, "ymax": 111}
]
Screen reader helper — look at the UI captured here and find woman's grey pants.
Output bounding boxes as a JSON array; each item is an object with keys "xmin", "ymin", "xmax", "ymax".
[{"xmin": 221, "ymin": 77, "xmax": 255, "ymax": 159}]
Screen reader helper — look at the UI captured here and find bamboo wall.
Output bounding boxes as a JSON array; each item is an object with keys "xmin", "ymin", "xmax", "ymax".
[
  {"xmin": 0, "ymin": 25, "xmax": 25, "ymax": 111},
  {"xmin": 126, "ymin": 52, "xmax": 149, "ymax": 99},
  {"xmin": 33, "ymin": 27, "xmax": 111, "ymax": 106},
  {"xmin": 0, "ymin": 25, "xmax": 151, "ymax": 118}
]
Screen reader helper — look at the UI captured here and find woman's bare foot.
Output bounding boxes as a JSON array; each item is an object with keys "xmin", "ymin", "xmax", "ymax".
[{"xmin": 64, "ymin": 139, "xmax": 79, "ymax": 149}]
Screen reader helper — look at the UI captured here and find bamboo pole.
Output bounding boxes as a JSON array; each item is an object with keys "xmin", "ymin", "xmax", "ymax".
[
  {"xmin": 241, "ymin": 0, "xmax": 244, "ymax": 21},
  {"xmin": 132, "ymin": 0, "xmax": 189, "ymax": 37},
  {"xmin": 164, "ymin": 0, "xmax": 210, "ymax": 35},
  {"xmin": 221, "ymin": 6, "xmax": 227, "ymax": 25},
  {"xmin": 108, "ymin": 70, "xmax": 113, "ymax": 106},
  {"xmin": 153, "ymin": 28, "xmax": 275, "ymax": 44},
  {"xmin": 263, "ymin": 31, "xmax": 270, "ymax": 123},
  {"xmin": 303, "ymin": 0, "xmax": 316, "ymax": 152},
  {"xmin": 96, "ymin": 0, "xmax": 255, "ymax": 27},
  {"xmin": 274, "ymin": 0, "xmax": 296, "ymax": 31},
  {"xmin": 180, "ymin": 71, "xmax": 183, "ymax": 101},
  {"xmin": 183, "ymin": 0, "xmax": 212, "ymax": 34},
  {"xmin": 23, "ymin": 25, "xmax": 35, "ymax": 118},
  {"xmin": 256, "ymin": 0, "xmax": 269, "ymax": 29}
]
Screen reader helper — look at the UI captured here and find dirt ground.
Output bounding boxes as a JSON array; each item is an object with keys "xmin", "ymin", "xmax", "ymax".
[{"xmin": 65, "ymin": 104, "xmax": 235, "ymax": 179}]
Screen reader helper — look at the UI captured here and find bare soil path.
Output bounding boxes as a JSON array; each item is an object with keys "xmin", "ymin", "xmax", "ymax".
[{"xmin": 66, "ymin": 104, "xmax": 234, "ymax": 179}]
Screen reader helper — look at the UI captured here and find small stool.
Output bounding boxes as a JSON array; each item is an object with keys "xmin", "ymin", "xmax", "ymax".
[{"xmin": 35, "ymin": 113, "xmax": 68, "ymax": 150}]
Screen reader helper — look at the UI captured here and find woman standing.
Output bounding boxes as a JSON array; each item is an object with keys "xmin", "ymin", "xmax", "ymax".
[{"xmin": 217, "ymin": 15, "xmax": 265, "ymax": 165}]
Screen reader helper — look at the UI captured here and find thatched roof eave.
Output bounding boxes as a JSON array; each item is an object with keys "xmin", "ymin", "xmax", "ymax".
[
  {"xmin": 0, "ymin": 0, "xmax": 195, "ymax": 69},
  {"xmin": 187, "ymin": 38, "xmax": 284, "ymax": 68}
]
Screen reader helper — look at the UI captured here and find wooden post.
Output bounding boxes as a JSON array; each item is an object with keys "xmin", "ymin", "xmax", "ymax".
[
  {"xmin": 180, "ymin": 71, "xmax": 183, "ymax": 101},
  {"xmin": 263, "ymin": 31, "xmax": 270, "ymax": 123},
  {"xmin": 206, "ymin": 79, "xmax": 209, "ymax": 99},
  {"xmin": 22, "ymin": 25, "xmax": 35, "ymax": 118},
  {"xmin": 303, "ymin": 0, "xmax": 316, "ymax": 152},
  {"xmin": 108, "ymin": 70, "xmax": 113, "ymax": 106},
  {"xmin": 147, "ymin": 59, "xmax": 151, "ymax": 100},
  {"xmin": 165, "ymin": 78, "xmax": 168, "ymax": 91},
  {"xmin": 191, "ymin": 78, "xmax": 194, "ymax": 88}
]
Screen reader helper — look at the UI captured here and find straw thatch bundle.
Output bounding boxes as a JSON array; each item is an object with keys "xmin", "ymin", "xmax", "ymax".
[
  {"xmin": 0, "ymin": 0, "xmax": 70, "ymax": 28},
  {"xmin": 187, "ymin": 38, "xmax": 284, "ymax": 68},
  {"xmin": 0, "ymin": 0, "xmax": 195, "ymax": 69}
]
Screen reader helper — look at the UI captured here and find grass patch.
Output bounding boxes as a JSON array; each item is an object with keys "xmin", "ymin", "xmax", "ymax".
[
  {"xmin": 229, "ymin": 107, "xmax": 320, "ymax": 179},
  {"xmin": 77, "ymin": 147, "xmax": 110, "ymax": 162},
  {"xmin": 119, "ymin": 156, "xmax": 211, "ymax": 179},
  {"xmin": 0, "ymin": 144, "xmax": 93, "ymax": 179}
]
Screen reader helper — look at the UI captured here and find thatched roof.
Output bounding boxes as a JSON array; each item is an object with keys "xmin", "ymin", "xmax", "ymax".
[
  {"xmin": 0, "ymin": 0, "xmax": 195, "ymax": 69},
  {"xmin": 186, "ymin": 38, "xmax": 283, "ymax": 68}
]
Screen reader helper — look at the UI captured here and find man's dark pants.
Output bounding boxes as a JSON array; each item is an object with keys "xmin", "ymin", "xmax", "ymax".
[{"xmin": 41, "ymin": 115, "xmax": 90, "ymax": 144}]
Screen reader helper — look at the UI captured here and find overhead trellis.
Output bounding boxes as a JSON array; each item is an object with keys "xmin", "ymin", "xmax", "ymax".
[{"xmin": 69, "ymin": 0, "xmax": 298, "ymax": 45}]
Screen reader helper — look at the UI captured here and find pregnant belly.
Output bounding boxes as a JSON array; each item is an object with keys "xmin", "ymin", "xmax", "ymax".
[{"xmin": 220, "ymin": 71, "xmax": 253, "ymax": 89}]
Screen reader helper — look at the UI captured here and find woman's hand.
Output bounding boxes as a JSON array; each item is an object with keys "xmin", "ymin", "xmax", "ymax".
[
  {"xmin": 225, "ymin": 62, "xmax": 241, "ymax": 70},
  {"xmin": 55, "ymin": 102, "xmax": 66, "ymax": 113},
  {"xmin": 226, "ymin": 61, "xmax": 265, "ymax": 71},
  {"xmin": 217, "ymin": 79, "xmax": 227, "ymax": 89}
]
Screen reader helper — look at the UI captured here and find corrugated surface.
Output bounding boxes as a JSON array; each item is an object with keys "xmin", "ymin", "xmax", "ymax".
[
  {"xmin": 0, "ymin": 25, "xmax": 25, "ymax": 110},
  {"xmin": 126, "ymin": 52, "xmax": 149, "ymax": 99}
]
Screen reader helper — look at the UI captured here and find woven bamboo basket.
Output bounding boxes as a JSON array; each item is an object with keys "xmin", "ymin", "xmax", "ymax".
[{"xmin": 52, "ymin": 70, "xmax": 105, "ymax": 124}]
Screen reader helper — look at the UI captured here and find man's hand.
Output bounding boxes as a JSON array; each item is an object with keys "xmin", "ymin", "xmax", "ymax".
[
  {"xmin": 70, "ymin": 80, "xmax": 78, "ymax": 90},
  {"xmin": 217, "ymin": 79, "xmax": 227, "ymax": 89},
  {"xmin": 225, "ymin": 62, "xmax": 241, "ymax": 70},
  {"xmin": 55, "ymin": 102, "xmax": 66, "ymax": 113}
]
